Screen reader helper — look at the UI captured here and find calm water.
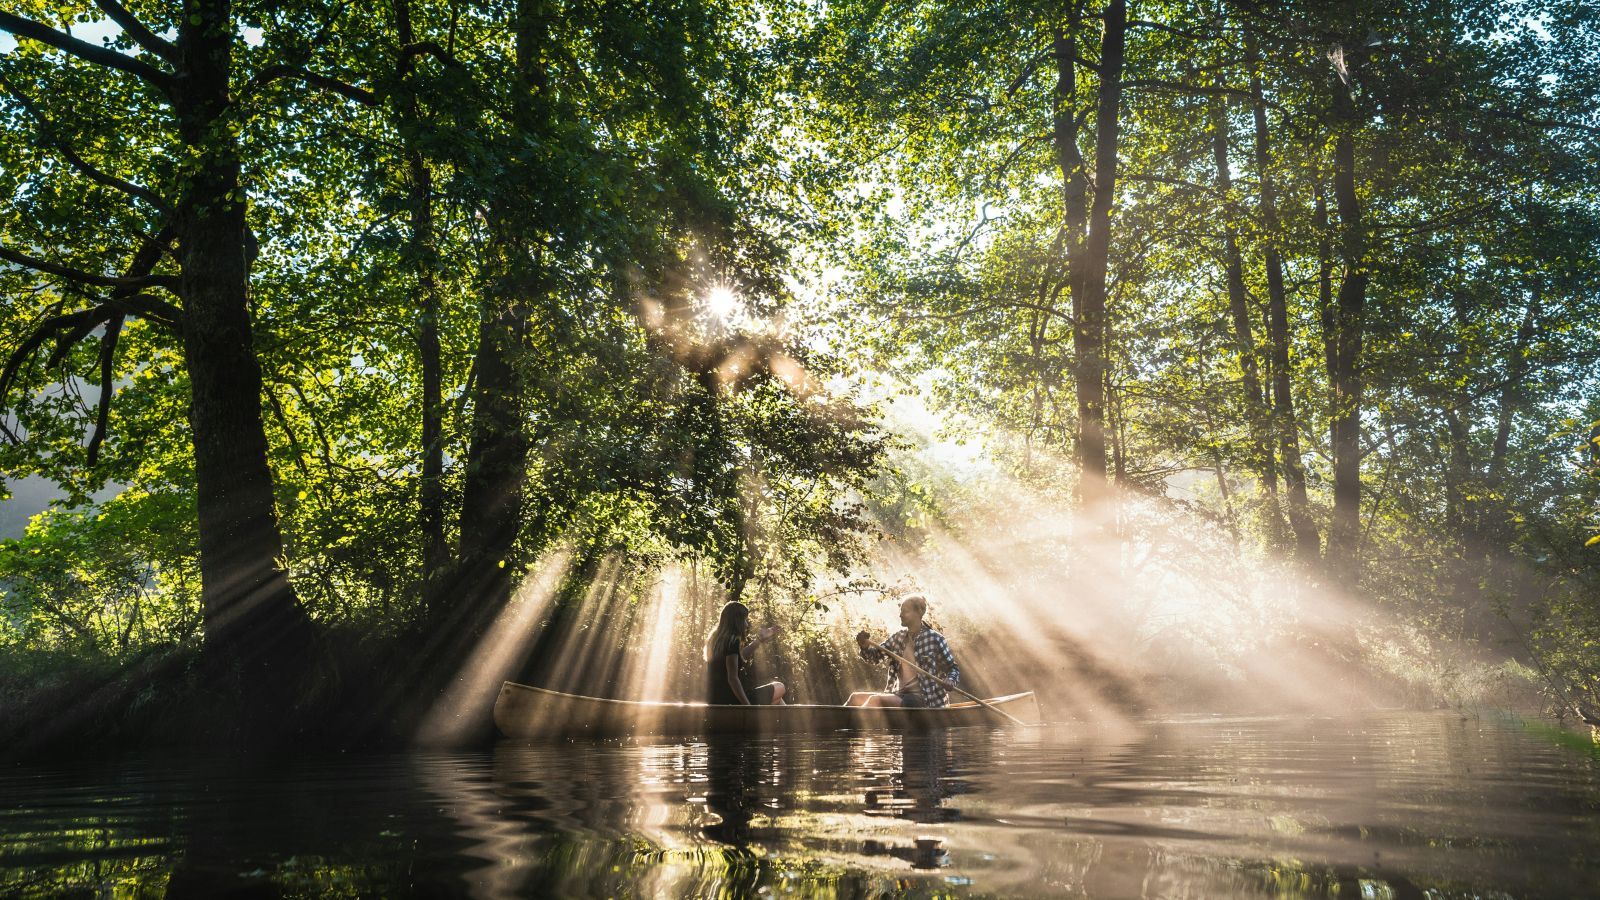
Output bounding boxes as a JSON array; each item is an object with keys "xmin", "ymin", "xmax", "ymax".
[{"xmin": 3, "ymin": 713, "xmax": 1599, "ymax": 898}]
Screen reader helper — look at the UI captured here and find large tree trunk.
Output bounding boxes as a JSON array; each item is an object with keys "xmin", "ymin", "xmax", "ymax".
[
  {"xmin": 1314, "ymin": 186, "xmax": 1335, "ymax": 445},
  {"xmin": 395, "ymin": 0, "xmax": 449, "ymax": 603},
  {"xmin": 455, "ymin": 0, "xmax": 547, "ymax": 617},
  {"xmin": 1324, "ymin": 69, "xmax": 1367, "ymax": 580},
  {"xmin": 1486, "ymin": 288, "xmax": 1540, "ymax": 501},
  {"xmin": 1247, "ymin": 53, "xmax": 1320, "ymax": 561},
  {"xmin": 1210, "ymin": 96, "xmax": 1283, "ymax": 540},
  {"xmin": 175, "ymin": 0, "xmax": 314, "ymax": 716},
  {"xmin": 1442, "ymin": 291, "xmax": 1481, "ymax": 548},
  {"xmin": 1052, "ymin": 10, "xmax": 1089, "ymax": 492},
  {"xmin": 1441, "ymin": 349, "xmax": 1492, "ymax": 647},
  {"xmin": 1439, "ymin": 296, "xmax": 1476, "ymax": 616},
  {"xmin": 1054, "ymin": 0, "xmax": 1125, "ymax": 504},
  {"xmin": 413, "ymin": 156, "xmax": 447, "ymax": 584},
  {"xmin": 456, "ymin": 283, "xmax": 531, "ymax": 600},
  {"xmin": 1477, "ymin": 286, "xmax": 1540, "ymax": 652}
]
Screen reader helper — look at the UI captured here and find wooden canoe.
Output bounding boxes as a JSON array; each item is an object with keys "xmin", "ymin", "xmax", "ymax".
[{"xmin": 493, "ymin": 681, "xmax": 1040, "ymax": 739}]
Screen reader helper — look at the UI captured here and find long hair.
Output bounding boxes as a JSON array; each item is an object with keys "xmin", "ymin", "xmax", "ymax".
[{"xmin": 705, "ymin": 601, "xmax": 750, "ymax": 663}]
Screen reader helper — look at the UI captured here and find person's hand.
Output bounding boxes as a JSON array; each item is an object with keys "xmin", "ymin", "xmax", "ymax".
[
  {"xmin": 856, "ymin": 629, "xmax": 871, "ymax": 648},
  {"xmin": 759, "ymin": 625, "xmax": 780, "ymax": 642}
]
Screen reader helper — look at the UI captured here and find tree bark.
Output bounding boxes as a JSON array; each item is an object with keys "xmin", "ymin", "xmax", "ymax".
[
  {"xmin": 174, "ymin": 0, "xmax": 314, "ymax": 708},
  {"xmin": 1442, "ymin": 399, "xmax": 1474, "ymax": 541},
  {"xmin": 413, "ymin": 154, "xmax": 447, "ymax": 583},
  {"xmin": 1108, "ymin": 374, "xmax": 1128, "ymax": 485},
  {"xmin": 1210, "ymin": 96, "xmax": 1283, "ymax": 540},
  {"xmin": 1053, "ymin": 10, "xmax": 1089, "ymax": 490},
  {"xmin": 1487, "ymin": 287, "xmax": 1540, "ymax": 489},
  {"xmin": 395, "ymin": 0, "xmax": 449, "ymax": 600},
  {"xmin": 1440, "ymin": 303, "xmax": 1483, "ymax": 645},
  {"xmin": 455, "ymin": 0, "xmax": 546, "ymax": 613},
  {"xmin": 1477, "ymin": 285, "xmax": 1541, "ymax": 646},
  {"xmin": 1442, "ymin": 290, "xmax": 1482, "ymax": 548},
  {"xmin": 456, "ymin": 285, "xmax": 531, "ymax": 595},
  {"xmin": 1247, "ymin": 51, "xmax": 1320, "ymax": 561},
  {"xmin": 1324, "ymin": 68, "xmax": 1367, "ymax": 580},
  {"xmin": 1053, "ymin": 0, "xmax": 1125, "ymax": 505},
  {"xmin": 1314, "ymin": 186, "xmax": 1335, "ymax": 434}
]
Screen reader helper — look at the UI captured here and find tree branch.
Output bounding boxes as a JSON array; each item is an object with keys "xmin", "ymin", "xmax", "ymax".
[
  {"xmin": 92, "ymin": 0, "xmax": 179, "ymax": 65},
  {"xmin": 399, "ymin": 41, "xmax": 461, "ymax": 69},
  {"xmin": 984, "ymin": 132, "xmax": 1050, "ymax": 190},
  {"xmin": 84, "ymin": 313, "xmax": 123, "ymax": 467},
  {"xmin": 0, "ymin": 305, "xmax": 119, "ymax": 415},
  {"xmin": 54, "ymin": 140, "xmax": 172, "ymax": 213},
  {"xmin": 1, "ymin": 273, "xmax": 177, "ymax": 445},
  {"xmin": 0, "ymin": 224, "xmax": 180, "ymax": 431},
  {"xmin": 1006, "ymin": 49, "xmax": 1049, "ymax": 98},
  {"xmin": 892, "ymin": 294, "xmax": 1075, "ymax": 326},
  {"xmin": 247, "ymin": 64, "xmax": 380, "ymax": 106},
  {"xmin": 107, "ymin": 293, "xmax": 183, "ymax": 329},
  {"xmin": 1123, "ymin": 78, "xmax": 1258, "ymax": 102},
  {"xmin": 1127, "ymin": 19, "xmax": 1220, "ymax": 41},
  {"xmin": 1485, "ymin": 107, "xmax": 1600, "ymax": 138},
  {"xmin": 264, "ymin": 384, "xmax": 315, "ymax": 483},
  {"xmin": 0, "ymin": 12, "xmax": 174, "ymax": 92},
  {"xmin": 950, "ymin": 202, "xmax": 1001, "ymax": 264},
  {"xmin": 106, "ymin": 227, "xmax": 182, "ymax": 329},
  {"xmin": 0, "ymin": 244, "xmax": 179, "ymax": 291},
  {"xmin": 45, "ymin": 310, "xmax": 109, "ymax": 368},
  {"xmin": 306, "ymin": 0, "xmax": 355, "ymax": 51},
  {"xmin": 0, "ymin": 74, "xmax": 174, "ymax": 213},
  {"xmin": 1121, "ymin": 172, "xmax": 1218, "ymax": 197}
]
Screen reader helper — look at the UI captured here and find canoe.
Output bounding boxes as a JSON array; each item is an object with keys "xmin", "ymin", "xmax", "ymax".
[{"xmin": 493, "ymin": 681, "xmax": 1040, "ymax": 739}]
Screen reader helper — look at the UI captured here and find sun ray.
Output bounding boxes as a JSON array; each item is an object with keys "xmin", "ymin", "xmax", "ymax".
[
  {"xmin": 622, "ymin": 564, "xmax": 686, "ymax": 702},
  {"xmin": 415, "ymin": 547, "xmax": 573, "ymax": 746}
]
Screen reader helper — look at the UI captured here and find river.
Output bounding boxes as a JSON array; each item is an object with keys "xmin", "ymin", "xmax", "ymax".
[{"xmin": 4, "ymin": 712, "xmax": 1598, "ymax": 897}]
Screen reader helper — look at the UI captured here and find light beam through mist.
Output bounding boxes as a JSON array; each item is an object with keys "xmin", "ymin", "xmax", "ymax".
[
  {"xmin": 415, "ymin": 548, "xmax": 572, "ymax": 746},
  {"xmin": 623, "ymin": 565, "xmax": 685, "ymax": 702}
]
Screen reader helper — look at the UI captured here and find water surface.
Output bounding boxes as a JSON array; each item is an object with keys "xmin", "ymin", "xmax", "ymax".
[{"xmin": 4, "ymin": 713, "xmax": 1598, "ymax": 897}]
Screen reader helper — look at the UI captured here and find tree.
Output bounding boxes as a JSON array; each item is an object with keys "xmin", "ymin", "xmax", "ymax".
[{"xmin": 0, "ymin": 2, "xmax": 336, "ymax": 712}]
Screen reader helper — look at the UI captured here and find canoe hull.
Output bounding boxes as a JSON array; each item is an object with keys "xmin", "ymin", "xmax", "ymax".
[{"xmin": 493, "ymin": 681, "xmax": 1040, "ymax": 739}]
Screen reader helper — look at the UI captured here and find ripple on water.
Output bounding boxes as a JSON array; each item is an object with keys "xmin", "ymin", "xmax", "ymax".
[{"xmin": 1, "ymin": 712, "xmax": 1599, "ymax": 897}]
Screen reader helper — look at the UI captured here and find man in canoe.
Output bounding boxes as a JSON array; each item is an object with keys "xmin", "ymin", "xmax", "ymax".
[
  {"xmin": 846, "ymin": 593, "xmax": 961, "ymax": 708},
  {"xmin": 705, "ymin": 601, "xmax": 786, "ymax": 705}
]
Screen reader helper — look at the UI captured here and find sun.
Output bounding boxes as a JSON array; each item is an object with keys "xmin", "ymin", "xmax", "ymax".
[{"xmin": 703, "ymin": 285, "xmax": 742, "ymax": 323}]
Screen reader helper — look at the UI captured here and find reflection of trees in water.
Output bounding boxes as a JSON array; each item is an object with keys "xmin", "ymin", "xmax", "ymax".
[
  {"xmin": 3, "ymin": 757, "xmax": 472, "ymax": 897},
  {"xmin": 0, "ymin": 818, "xmax": 173, "ymax": 895},
  {"xmin": 162, "ymin": 756, "xmax": 478, "ymax": 896},
  {"xmin": 860, "ymin": 835, "xmax": 950, "ymax": 870},
  {"xmin": 9, "ymin": 720, "xmax": 1573, "ymax": 898}
]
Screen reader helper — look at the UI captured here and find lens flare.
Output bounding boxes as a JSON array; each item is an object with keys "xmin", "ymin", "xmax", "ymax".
[{"xmin": 703, "ymin": 285, "xmax": 741, "ymax": 323}]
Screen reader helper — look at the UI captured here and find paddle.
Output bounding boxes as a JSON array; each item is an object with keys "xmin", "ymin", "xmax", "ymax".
[{"xmin": 875, "ymin": 643, "xmax": 1032, "ymax": 727}]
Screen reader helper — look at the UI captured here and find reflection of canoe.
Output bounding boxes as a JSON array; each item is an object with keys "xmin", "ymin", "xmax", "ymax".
[{"xmin": 493, "ymin": 681, "xmax": 1040, "ymax": 739}]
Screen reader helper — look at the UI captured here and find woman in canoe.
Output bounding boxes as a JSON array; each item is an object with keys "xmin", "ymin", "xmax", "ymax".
[
  {"xmin": 846, "ymin": 593, "xmax": 960, "ymax": 708},
  {"xmin": 705, "ymin": 601, "xmax": 786, "ymax": 705}
]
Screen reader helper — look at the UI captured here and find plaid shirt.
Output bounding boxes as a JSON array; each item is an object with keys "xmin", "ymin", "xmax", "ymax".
[{"xmin": 860, "ymin": 627, "xmax": 961, "ymax": 708}]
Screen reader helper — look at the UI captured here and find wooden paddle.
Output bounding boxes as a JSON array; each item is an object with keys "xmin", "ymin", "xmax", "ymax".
[{"xmin": 875, "ymin": 643, "xmax": 1032, "ymax": 727}]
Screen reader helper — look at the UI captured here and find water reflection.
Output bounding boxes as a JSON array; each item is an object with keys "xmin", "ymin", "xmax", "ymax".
[
  {"xmin": 698, "ymin": 739, "xmax": 763, "ymax": 845},
  {"xmin": 861, "ymin": 835, "xmax": 951, "ymax": 870},
  {"xmin": 858, "ymin": 730, "xmax": 964, "ymax": 844},
  {"xmin": 3, "ymin": 714, "xmax": 1600, "ymax": 897}
]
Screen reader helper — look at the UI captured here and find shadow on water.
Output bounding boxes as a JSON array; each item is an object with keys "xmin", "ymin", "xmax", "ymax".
[{"xmin": 3, "ymin": 713, "xmax": 1600, "ymax": 897}]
